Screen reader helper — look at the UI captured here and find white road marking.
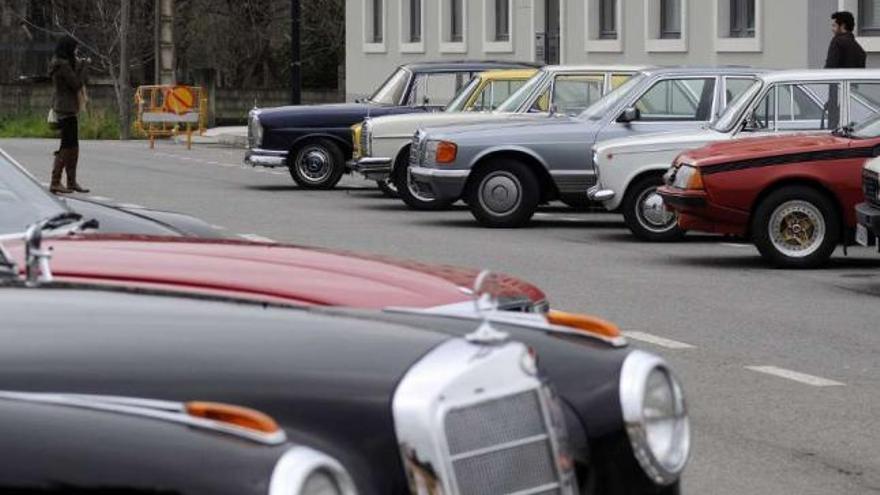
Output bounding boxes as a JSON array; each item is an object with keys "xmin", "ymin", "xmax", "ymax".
[
  {"xmin": 745, "ymin": 366, "xmax": 845, "ymax": 387},
  {"xmin": 624, "ymin": 331, "xmax": 696, "ymax": 349},
  {"xmin": 219, "ymin": 163, "xmax": 238, "ymax": 167},
  {"xmin": 116, "ymin": 203, "xmax": 146, "ymax": 209},
  {"xmin": 88, "ymin": 196, "xmax": 113, "ymax": 202},
  {"xmin": 239, "ymin": 233, "xmax": 277, "ymax": 243}
]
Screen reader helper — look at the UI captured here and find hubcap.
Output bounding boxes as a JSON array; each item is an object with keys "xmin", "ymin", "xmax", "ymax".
[
  {"xmin": 768, "ymin": 200, "xmax": 826, "ymax": 258},
  {"xmin": 636, "ymin": 188, "xmax": 677, "ymax": 232},
  {"xmin": 406, "ymin": 167, "xmax": 436, "ymax": 202},
  {"xmin": 296, "ymin": 146, "xmax": 332, "ymax": 183},
  {"xmin": 479, "ymin": 171, "xmax": 521, "ymax": 215}
]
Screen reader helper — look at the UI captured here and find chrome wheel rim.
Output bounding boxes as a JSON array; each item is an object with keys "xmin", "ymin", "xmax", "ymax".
[
  {"xmin": 768, "ymin": 200, "xmax": 826, "ymax": 258},
  {"xmin": 478, "ymin": 171, "xmax": 522, "ymax": 216},
  {"xmin": 296, "ymin": 146, "xmax": 333, "ymax": 184},
  {"xmin": 636, "ymin": 187, "xmax": 677, "ymax": 233},
  {"xmin": 406, "ymin": 167, "xmax": 435, "ymax": 202}
]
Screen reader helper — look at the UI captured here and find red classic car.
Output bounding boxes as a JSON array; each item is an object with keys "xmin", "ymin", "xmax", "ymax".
[
  {"xmin": 3, "ymin": 234, "xmax": 548, "ymax": 311},
  {"xmin": 658, "ymin": 128, "xmax": 880, "ymax": 268}
]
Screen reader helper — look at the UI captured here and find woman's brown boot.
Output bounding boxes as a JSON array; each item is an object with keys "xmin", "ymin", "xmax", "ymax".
[
  {"xmin": 50, "ymin": 151, "xmax": 72, "ymax": 194},
  {"xmin": 64, "ymin": 147, "xmax": 90, "ymax": 193}
]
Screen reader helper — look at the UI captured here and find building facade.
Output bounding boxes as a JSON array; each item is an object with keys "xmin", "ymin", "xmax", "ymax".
[{"xmin": 345, "ymin": 0, "xmax": 880, "ymax": 100}]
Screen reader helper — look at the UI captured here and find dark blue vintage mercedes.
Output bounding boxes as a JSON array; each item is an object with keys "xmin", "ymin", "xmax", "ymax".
[{"xmin": 244, "ymin": 61, "xmax": 538, "ymax": 189}]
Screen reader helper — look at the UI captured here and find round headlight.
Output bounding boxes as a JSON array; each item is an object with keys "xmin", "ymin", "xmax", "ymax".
[
  {"xmin": 619, "ymin": 350, "xmax": 690, "ymax": 486},
  {"xmin": 269, "ymin": 446, "xmax": 357, "ymax": 495}
]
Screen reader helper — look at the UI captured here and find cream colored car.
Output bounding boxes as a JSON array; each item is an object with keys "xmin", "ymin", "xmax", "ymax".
[{"xmin": 353, "ymin": 65, "xmax": 643, "ymax": 201}]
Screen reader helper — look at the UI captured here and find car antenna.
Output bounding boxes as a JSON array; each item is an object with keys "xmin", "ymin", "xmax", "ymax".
[{"xmin": 465, "ymin": 269, "xmax": 509, "ymax": 345}]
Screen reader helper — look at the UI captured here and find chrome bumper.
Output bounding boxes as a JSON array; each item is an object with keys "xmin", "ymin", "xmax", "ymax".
[
  {"xmin": 244, "ymin": 149, "xmax": 288, "ymax": 168},
  {"xmin": 353, "ymin": 157, "xmax": 393, "ymax": 180},
  {"xmin": 409, "ymin": 166, "xmax": 470, "ymax": 179},
  {"xmin": 587, "ymin": 185, "xmax": 615, "ymax": 202}
]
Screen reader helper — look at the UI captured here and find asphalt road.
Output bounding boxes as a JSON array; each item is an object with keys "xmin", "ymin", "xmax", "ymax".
[{"xmin": 3, "ymin": 138, "xmax": 879, "ymax": 494}]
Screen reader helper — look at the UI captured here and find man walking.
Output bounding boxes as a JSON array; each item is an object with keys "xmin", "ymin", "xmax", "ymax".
[
  {"xmin": 825, "ymin": 12, "xmax": 866, "ymax": 128},
  {"xmin": 826, "ymin": 11, "xmax": 866, "ymax": 69}
]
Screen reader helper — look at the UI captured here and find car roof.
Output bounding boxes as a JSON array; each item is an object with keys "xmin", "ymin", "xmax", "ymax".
[
  {"xmin": 543, "ymin": 64, "xmax": 650, "ymax": 73},
  {"xmin": 401, "ymin": 60, "xmax": 542, "ymax": 72},
  {"xmin": 759, "ymin": 68, "xmax": 880, "ymax": 83},
  {"xmin": 478, "ymin": 68, "xmax": 540, "ymax": 80},
  {"xmin": 640, "ymin": 66, "xmax": 767, "ymax": 76}
]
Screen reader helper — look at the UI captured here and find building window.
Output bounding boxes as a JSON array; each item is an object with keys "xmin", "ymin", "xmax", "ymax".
[
  {"xmin": 363, "ymin": 0, "xmax": 386, "ymax": 52},
  {"xmin": 441, "ymin": 0, "xmax": 468, "ymax": 52},
  {"xmin": 729, "ymin": 0, "xmax": 754, "ymax": 38},
  {"xmin": 400, "ymin": 0, "xmax": 424, "ymax": 52},
  {"xmin": 660, "ymin": 0, "xmax": 681, "ymax": 38},
  {"xmin": 860, "ymin": 0, "xmax": 880, "ymax": 35},
  {"xmin": 451, "ymin": 0, "xmax": 464, "ymax": 41},
  {"xmin": 409, "ymin": 0, "xmax": 421, "ymax": 42},
  {"xmin": 495, "ymin": 0, "xmax": 510, "ymax": 41},
  {"xmin": 599, "ymin": 0, "xmax": 618, "ymax": 39}
]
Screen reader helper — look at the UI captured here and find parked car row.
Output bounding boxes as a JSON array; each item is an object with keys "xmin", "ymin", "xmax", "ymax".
[{"xmin": 245, "ymin": 61, "xmax": 880, "ymax": 268}]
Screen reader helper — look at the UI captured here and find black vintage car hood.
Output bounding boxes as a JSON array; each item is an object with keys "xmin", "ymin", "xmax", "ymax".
[{"xmin": 257, "ymin": 102, "xmax": 423, "ymax": 129}]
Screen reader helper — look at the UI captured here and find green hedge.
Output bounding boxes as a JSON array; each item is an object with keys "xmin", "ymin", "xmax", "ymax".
[{"xmin": 0, "ymin": 110, "xmax": 123, "ymax": 140}]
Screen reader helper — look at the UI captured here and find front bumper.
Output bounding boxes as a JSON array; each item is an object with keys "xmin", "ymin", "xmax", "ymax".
[
  {"xmin": 856, "ymin": 202, "xmax": 880, "ymax": 245},
  {"xmin": 587, "ymin": 185, "xmax": 615, "ymax": 202},
  {"xmin": 657, "ymin": 186, "xmax": 748, "ymax": 236},
  {"xmin": 409, "ymin": 166, "xmax": 471, "ymax": 201},
  {"xmin": 353, "ymin": 157, "xmax": 393, "ymax": 180},
  {"xmin": 244, "ymin": 148, "xmax": 288, "ymax": 168}
]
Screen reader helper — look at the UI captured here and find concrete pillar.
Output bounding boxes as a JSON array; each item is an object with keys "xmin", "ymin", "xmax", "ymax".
[{"xmin": 155, "ymin": 0, "xmax": 176, "ymax": 85}]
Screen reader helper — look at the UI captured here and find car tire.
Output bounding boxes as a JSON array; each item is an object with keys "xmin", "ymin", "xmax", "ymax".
[
  {"xmin": 376, "ymin": 178, "xmax": 398, "ymax": 198},
  {"xmin": 466, "ymin": 159, "xmax": 540, "ymax": 228},
  {"xmin": 289, "ymin": 139, "xmax": 345, "ymax": 189},
  {"xmin": 560, "ymin": 194, "xmax": 594, "ymax": 211},
  {"xmin": 393, "ymin": 161, "xmax": 456, "ymax": 211},
  {"xmin": 751, "ymin": 185, "xmax": 840, "ymax": 268},
  {"xmin": 622, "ymin": 175, "xmax": 685, "ymax": 242}
]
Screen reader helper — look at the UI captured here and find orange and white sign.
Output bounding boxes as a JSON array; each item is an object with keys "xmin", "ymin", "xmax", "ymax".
[{"xmin": 163, "ymin": 86, "xmax": 196, "ymax": 115}]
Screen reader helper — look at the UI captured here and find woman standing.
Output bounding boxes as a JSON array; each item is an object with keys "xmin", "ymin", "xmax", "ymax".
[{"xmin": 48, "ymin": 36, "xmax": 89, "ymax": 194}]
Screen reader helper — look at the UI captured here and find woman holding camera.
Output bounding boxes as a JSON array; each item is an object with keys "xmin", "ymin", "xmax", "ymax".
[{"xmin": 48, "ymin": 35, "xmax": 90, "ymax": 194}]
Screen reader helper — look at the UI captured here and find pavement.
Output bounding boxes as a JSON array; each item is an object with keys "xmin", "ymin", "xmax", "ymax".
[{"xmin": 3, "ymin": 137, "xmax": 879, "ymax": 494}]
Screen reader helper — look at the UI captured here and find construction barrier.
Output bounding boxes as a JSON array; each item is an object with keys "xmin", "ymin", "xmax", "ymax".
[{"xmin": 134, "ymin": 85, "xmax": 207, "ymax": 149}]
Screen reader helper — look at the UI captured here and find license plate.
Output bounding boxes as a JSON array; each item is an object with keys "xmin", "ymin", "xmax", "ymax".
[{"xmin": 856, "ymin": 223, "xmax": 870, "ymax": 247}]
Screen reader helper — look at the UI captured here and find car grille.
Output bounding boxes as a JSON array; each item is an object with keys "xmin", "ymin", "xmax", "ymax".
[
  {"xmin": 360, "ymin": 122, "xmax": 370, "ymax": 158},
  {"xmin": 445, "ymin": 390, "xmax": 564, "ymax": 495},
  {"xmin": 864, "ymin": 168, "xmax": 880, "ymax": 207},
  {"xmin": 247, "ymin": 112, "xmax": 261, "ymax": 149},
  {"xmin": 410, "ymin": 130, "xmax": 425, "ymax": 167}
]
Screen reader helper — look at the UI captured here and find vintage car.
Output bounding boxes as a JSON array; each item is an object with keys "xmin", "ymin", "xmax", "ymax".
[
  {"xmin": 0, "ymin": 391, "xmax": 355, "ymax": 494},
  {"xmin": 408, "ymin": 66, "xmax": 763, "ymax": 227},
  {"xmin": 244, "ymin": 61, "xmax": 538, "ymax": 190},
  {"xmin": 657, "ymin": 119, "xmax": 880, "ymax": 268},
  {"xmin": 2, "ymin": 232, "xmax": 548, "ymax": 312},
  {"xmin": 590, "ymin": 69, "xmax": 880, "ymax": 241},
  {"xmin": 856, "ymin": 155, "xmax": 880, "ymax": 248},
  {"xmin": 353, "ymin": 68, "xmax": 538, "ymax": 197},
  {"xmin": 0, "ymin": 147, "xmax": 226, "ymax": 238},
  {"xmin": 353, "ymin": 65, "xmax": 642, "ymax": 206},
  {"xmin": 0, "ymin": 229, "xmax": 690, "ymax": 495}
]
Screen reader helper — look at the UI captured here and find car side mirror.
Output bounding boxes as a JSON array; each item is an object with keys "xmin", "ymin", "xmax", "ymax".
[{"xmin": 617, "ymin": 107, "xmax": 640, "ymax": 124}]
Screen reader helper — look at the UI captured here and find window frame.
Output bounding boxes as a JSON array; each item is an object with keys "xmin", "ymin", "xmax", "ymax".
[
  {"xmin": 714, "ymin": 0, "xmax": 762, "ymax": 52},
  {"xmin": 630, "ymin": 76, "xmax": 719, "ymax": 123},
  {"xmin": 362, "ymin": 0, "xmax": 387, "ymax": 53},
  {"xmin": 644, "ymin": 0, "xmax": 688, "ymax": 52},
  {"xmin": 483, "ymin": 0, "xmax": 514, "ymax": 52},
  {"xmin": 728, "ymin": 0, "xmax": 754, "ymax": 38},
  {"xmin": 585, "ymin": 0, "xmax": 624, "ymax": 52},
  {"xmin": 399, "ymin": 0, "xmax": 425, "ymax": 53},
  {"xmin": 440, "ymin": 0, "xmax": 468, "ymax": 53}
]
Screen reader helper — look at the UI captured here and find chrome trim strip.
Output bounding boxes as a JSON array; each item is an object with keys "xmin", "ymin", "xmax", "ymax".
[
  {"xmin": 409, "ymin": 166, "xmax": 470, "ymax": 179},
  {"xmin": 449, "ymin": 433, "xmax": 550, "ymax": 461},
  {"xmin": 269, "ymin": 445, "xmax": 358, "ymax": 495},
  {"xmin": 247, "ymin": 148, "xmax": 288, "ymax": 156},
  {"xmin": 0, "ymin": 391, "xmax": 287, "ymax": 445}
]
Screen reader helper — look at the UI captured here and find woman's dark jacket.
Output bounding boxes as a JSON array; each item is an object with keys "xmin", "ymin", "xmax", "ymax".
[{"xmin": 49, "ymin": 57, "xmax": 87, "ymax": 118}]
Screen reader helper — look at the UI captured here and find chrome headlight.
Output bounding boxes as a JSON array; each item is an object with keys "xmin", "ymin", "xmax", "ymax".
[
  {"xmin": 269, "ymin": 446, "xmax": 358, "ymax": 495},
  {"xmin": 248, "ymin": 110, "xmax": 264, "ymax": 148},
  {"xmin": 671, "ymin": 165, "xmax": 697, "ymax": 190},
  {"xmin": 619, "ymin": 350, "xmax": 690, "ymax": 486}
]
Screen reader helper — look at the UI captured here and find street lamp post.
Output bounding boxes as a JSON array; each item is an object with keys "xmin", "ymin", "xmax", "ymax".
[{"xmin": 291, "ymin": 0, "xmax": 301, "ymax": 105}]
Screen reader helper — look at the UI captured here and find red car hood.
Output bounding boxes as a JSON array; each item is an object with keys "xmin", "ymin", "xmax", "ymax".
[
  {"xmin": 679, "ymin": 133, "xmax": 853, "ymax": 167},
  {"xmin": 3, "ymin": 235, "xmax": 545, "ymax": 309}
]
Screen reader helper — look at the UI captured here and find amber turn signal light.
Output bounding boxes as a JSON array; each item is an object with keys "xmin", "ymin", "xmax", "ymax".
[
  {"xmin": 185, "ymin": 401, "xmax": 280, "ymax": 434},
  {"xmin": 687, "ymin": 169, "xmax": 704, "ymax": 190},
  {"xmin": 435, "ymin": 141, "xmax": 458, "ymax": 164},
  {"xmin": 547, "ymin": 310, "xmax": 621, "ymax": 339}
]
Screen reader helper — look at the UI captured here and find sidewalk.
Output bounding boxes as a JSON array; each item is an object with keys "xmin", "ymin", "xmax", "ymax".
[{"xmin": 172, "ymin": 126, "xmax": 247, "ymax": 147}]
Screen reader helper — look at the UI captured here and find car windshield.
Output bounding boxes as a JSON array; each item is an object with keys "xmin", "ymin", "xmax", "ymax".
[
  {"xmin": 711, "ymin": 79, "xmax": 764, "ymax": 132},
  {"xmin": 369, "ymin": 68, "xmax": 411, "ymax": 105},
  {"xmin": 0, "ymin": 151, "xmax": 68, "ymax": 235},
  {"xmin": 495, "ymin": 71, "xmax": 548, "ymax": 113},
  {"xmin": 445, "ymin": 76, "xmax": 481, "ymax": 113},
  {"xmin": 849, "ymin": 113, "xmax": 880, "ymax": 139},
  {"xmin": 578, "ymin": 73, "xmax": 647, "ymax": 121}
]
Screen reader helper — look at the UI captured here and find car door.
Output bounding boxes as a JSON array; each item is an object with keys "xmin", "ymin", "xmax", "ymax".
[
  {"xmin": 742, "ymin": 82, "xmax": 841, "ymax": 133},
  {"xmin": 596, "ymin": 75, "xmax": 719, "ymax": 142},
  {"xmin": 526, "ymin": 72, "xmax": 606, "ymax": 115}
]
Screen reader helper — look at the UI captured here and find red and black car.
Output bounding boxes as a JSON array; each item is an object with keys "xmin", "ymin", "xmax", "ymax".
[{"xmin": 658, "ymin": 123, "xmax": 880, "ymax": 268}]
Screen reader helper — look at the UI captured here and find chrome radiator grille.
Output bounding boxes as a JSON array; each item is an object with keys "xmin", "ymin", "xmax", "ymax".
[
  {"xmin": 445, "ymin": 390, "xmax": 563, "ymax": 495},
  {"xmin": 360, "ymin": 122, "xmax": 370, "ymax": 157},
  {"xmin": 864, "ymin": 168, "xmax": 879, "ymax": 207},
  {"xmin": 410, "ymin": 131, "xmax": 425, "ymax": 166}
]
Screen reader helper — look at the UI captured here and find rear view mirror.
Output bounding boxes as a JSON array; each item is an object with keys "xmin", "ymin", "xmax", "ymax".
[{"xmin": 617, "ymin": 107, "xmax": 640, "ymax": 124}]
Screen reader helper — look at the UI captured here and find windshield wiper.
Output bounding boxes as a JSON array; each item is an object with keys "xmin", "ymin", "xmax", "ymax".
[
  {"xmin": 832, "ymin": 125, "xmax": 855, "ymax": 138},
  {"xmin": 41, "ymin": 211, "xmax": 100, "ymax": 234}
]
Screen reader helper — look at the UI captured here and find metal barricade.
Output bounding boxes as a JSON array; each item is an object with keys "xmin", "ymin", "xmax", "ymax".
[{"xmin": 134, "ymin": 85, "xmax": 207, "ymax": 149}]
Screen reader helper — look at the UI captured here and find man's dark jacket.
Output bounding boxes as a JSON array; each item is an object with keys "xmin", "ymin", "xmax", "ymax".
[{"xmin": 825, "ymin": 32, "xmax": 867, "ymax": 68}]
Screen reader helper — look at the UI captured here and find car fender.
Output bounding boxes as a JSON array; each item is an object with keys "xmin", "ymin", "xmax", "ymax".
[
  {"xmin": 469, "ymin": 145, "xmax": 550, "ymax": 172},
  {"xmin": 372, "ymin": 135, "xmax": 411, "ymax": 163},
  {"xmin": 610, "ymin": 159, "xmax": 678, "ymax": 211},
  {"xmin": 289, "ymin": 132, "xmax": 351, "ymax": 157}
]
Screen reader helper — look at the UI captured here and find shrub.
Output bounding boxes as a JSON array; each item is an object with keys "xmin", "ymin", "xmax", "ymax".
[{"xmin": 0, "ymin": 110, "xmax": 124, "ymax": 140}]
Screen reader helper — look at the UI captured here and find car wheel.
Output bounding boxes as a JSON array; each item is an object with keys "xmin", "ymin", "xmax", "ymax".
[
  {"xmin": 751, "ymin": 186, "xmax": 840, "ymax": 268},
  {"xmin": 376, "ymin": 178, "xmax": 398, "ymax": 198},
  {"xmin": 394, "ymin": 162, "xmax": 455, "ymax": 211},
  {"xmin": 622, "ymin": 175, "xmax": 685, "ymax": 242},
  {"xmin": 466, "ymin": 160, "xmax": 539, "ymax": 228},
  {"xmin": 289, "ymin": 139, "xmax": 345, "ymax": 189}
]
